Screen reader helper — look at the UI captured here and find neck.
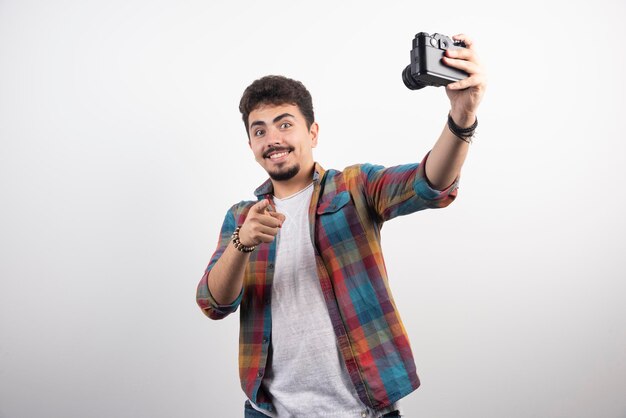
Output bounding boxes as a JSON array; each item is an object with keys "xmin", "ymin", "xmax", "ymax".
[{"xmin": 271, "ymin": 163, "xmax": 315, "ymax": 199}]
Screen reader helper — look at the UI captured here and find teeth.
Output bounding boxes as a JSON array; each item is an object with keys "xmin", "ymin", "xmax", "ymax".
[{"xmin": 270, "ymin": 151, "xmax": 289, "ymax": 159}]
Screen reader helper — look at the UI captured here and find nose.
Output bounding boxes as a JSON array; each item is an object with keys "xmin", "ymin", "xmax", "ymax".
[{"xmin": 265, "ymin": 126, "xmax": 282, "ymax": 147}]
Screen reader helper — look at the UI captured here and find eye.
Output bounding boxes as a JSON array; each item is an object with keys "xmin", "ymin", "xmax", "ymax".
[
  {"xmin": 280, "ymin": 122, "xmax": 292, "ymax": 129},
  {"xmin": 254, "ymin": 129, "xmax": 265, "ymax": 137}
]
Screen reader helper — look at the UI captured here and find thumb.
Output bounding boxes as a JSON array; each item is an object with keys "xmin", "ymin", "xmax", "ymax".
[{"xmin": 252, "ymin": 198, "xmax": 271, "ymax": 213}]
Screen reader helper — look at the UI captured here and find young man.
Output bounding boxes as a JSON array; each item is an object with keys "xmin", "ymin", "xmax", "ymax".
[{"xmin": 197, "ymin": 34, "xmax": 486, "ymax": 417}]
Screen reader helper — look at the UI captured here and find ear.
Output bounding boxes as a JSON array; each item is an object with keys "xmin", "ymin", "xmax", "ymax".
[{"xmin": 309, "ymin": 122, "xmax": 319, "ymax": 148}]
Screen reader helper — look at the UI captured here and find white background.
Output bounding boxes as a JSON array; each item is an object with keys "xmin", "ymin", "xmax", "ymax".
[{"xmin": 1, "ymin": 1, "xmax": 625, "ymax": 417}]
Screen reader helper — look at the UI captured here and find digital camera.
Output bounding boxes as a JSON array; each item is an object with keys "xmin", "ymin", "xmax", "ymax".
[{"xmin": 402, "ymin": 32, "xmax": 468, "ymax": 90}]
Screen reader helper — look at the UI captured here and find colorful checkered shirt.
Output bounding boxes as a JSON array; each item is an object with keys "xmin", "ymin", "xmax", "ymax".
[{"xmin": 197, "ymin": 154, "xmax": 458, "ymax": 414}]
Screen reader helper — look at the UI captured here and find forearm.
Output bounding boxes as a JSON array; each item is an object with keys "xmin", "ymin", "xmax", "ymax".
[
  {"xmin": 206, "ymin": 199, "xmax": 284, "ymax": 306},
  {"xmin": 424, "ymin": 32, "xmax": 486, "ymax": 190},
  {"xmin": 424, "ymin": 110, "xmax": 474, "ymax": 190},
  {"xmin": 207, "ymin": 243, "xmax": 250, "ymax": 305}
]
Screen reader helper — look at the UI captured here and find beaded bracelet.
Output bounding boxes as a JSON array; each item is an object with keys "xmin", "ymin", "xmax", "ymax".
[{"xmin": 231, "ymin": 226, "xmax": 256, "ymax": 253}]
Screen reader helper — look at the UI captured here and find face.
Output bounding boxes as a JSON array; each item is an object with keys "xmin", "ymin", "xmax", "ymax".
[{"xmin": 248, "ymin": 103, "xmax": 318, "ymax": 182}]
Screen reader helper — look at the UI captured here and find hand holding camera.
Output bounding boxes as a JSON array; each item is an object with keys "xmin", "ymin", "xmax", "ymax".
[{"xmin": 403, "ymin": 32, "xmax": 486, "ymax": 123}]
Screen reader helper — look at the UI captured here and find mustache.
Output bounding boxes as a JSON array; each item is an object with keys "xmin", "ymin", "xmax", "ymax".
[{"xmin": 263, "ymin": 146, "xmax": 294, "ymax": 159}]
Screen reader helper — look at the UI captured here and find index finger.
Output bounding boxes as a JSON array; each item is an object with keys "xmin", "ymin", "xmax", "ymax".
[{"xmin": 452, "ymin": 33, "xmax": 475, "ymax": 50}]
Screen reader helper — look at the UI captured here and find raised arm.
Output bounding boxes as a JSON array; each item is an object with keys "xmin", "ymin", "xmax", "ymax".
[{"xmin": 424, "ymin": 33, "xmax": 487, "ymax": 190}]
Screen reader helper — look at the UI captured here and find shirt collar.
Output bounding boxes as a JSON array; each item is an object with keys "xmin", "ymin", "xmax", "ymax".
[{"xmin": 253, "ymin": 162, "xmax": 326, "ymax": 198}]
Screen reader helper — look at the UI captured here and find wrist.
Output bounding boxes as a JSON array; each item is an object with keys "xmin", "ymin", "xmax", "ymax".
[
  {"xmin": 447, "ymin": 112, "xmax": 477, "ymax": 144},
  {"xmin": 236, "ymin": 224, "xmax": 257, "ymax": 247},
  {"xmin": 232, "ymin": 226, "xmax": 256, "ymax": 253},
  {"xmin": 449, "ymin": 109, "xmax": 476, "ymax": 128}
]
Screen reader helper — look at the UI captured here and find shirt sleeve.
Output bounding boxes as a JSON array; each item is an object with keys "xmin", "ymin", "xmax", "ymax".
[
  {"xmin": 360, "ymin": 152, "xmax": 459, "ymax": 222},
  {"xmin": 196, "ymin": 208, "xmax": 243, "ymax": 320}
]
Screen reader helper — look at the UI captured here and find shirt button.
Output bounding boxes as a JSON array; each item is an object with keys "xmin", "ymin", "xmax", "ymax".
[
  {"xmin": 262, "ymin": 336, "xmax": 269, "ymax": 344},
  {"xmin": 268, "ymin": 263, "xmax": 274, "ymax": 269},
  {"xmin": 264, "ymin": 298, "xmax": 271, "ymax": 305},
  {"xmin": 360, "ymin": 411, "xmax": 367, "ymax": 418},
  {"xmin": 257, "ymin": 371, "xmax": 263, "ymax": 378}
]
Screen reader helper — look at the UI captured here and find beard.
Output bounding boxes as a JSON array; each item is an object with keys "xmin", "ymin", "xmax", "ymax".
[{"xmin": 268, "ymin": 163, "xmax": 300, "ymax": 181}]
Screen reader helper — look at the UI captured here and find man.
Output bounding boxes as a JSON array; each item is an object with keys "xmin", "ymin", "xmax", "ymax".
[{"xmin": 197, "ymin": 34, "xmax": 486, "ymax": 417}]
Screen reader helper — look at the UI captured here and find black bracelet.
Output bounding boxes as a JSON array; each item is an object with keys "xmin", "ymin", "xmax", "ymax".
[{"xmin": 447, "ymin": 113, "xmax": 477, "ymax": 143}]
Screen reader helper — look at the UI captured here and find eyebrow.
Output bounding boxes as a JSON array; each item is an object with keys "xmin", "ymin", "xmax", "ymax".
[{"xmin": 249, "ymin": 113, "xmax": 295, "ymax": 130}]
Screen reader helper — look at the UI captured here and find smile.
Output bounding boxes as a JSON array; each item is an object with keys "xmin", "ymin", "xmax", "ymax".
[
  {"xmin": 268, "ymin": 151, "xmax": 290, "ymax": 160},
  {"xmin": 263, "ymin": 146, "xmax": 294, "ymax": 160}
]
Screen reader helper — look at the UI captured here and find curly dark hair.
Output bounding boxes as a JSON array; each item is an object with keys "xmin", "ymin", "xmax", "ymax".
[{"xmin": 239, "ymin": 75, "xmax": 315, "ymax": 136}]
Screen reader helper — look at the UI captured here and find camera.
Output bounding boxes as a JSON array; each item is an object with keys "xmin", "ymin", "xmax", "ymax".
[{"xmin": 402, "ymin": 32, "xmax": 468, "ymax": 90}]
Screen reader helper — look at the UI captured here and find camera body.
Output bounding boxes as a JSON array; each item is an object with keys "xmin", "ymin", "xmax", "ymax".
[{"xmin": 402, "ymin": 32, "xmax": 468, "ymax": 90}]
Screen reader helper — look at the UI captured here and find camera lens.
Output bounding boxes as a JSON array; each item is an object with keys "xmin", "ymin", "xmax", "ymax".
[{"xmin": 402, "ymin": 65, "xmax": 426, "ymax": 90}]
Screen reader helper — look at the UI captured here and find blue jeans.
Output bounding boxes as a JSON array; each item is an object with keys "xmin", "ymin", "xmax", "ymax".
[
  {"xmin": 244, "ymin": 400, "xmax": 402, "ymax": 417},
  {"xmin": 244, "ymin": 400, "xmax": 268, "ymax": 418}
]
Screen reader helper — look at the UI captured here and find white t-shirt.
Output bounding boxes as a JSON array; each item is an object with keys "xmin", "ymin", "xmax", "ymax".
[{"xmin": 250, "ymin": 183, "xmax": 400, "ymax": 418}]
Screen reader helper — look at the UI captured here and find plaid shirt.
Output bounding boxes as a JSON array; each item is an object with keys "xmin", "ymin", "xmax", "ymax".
[{"xmin": 197, "ymin": 154, "xmax": 458, "ymax": 413}]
